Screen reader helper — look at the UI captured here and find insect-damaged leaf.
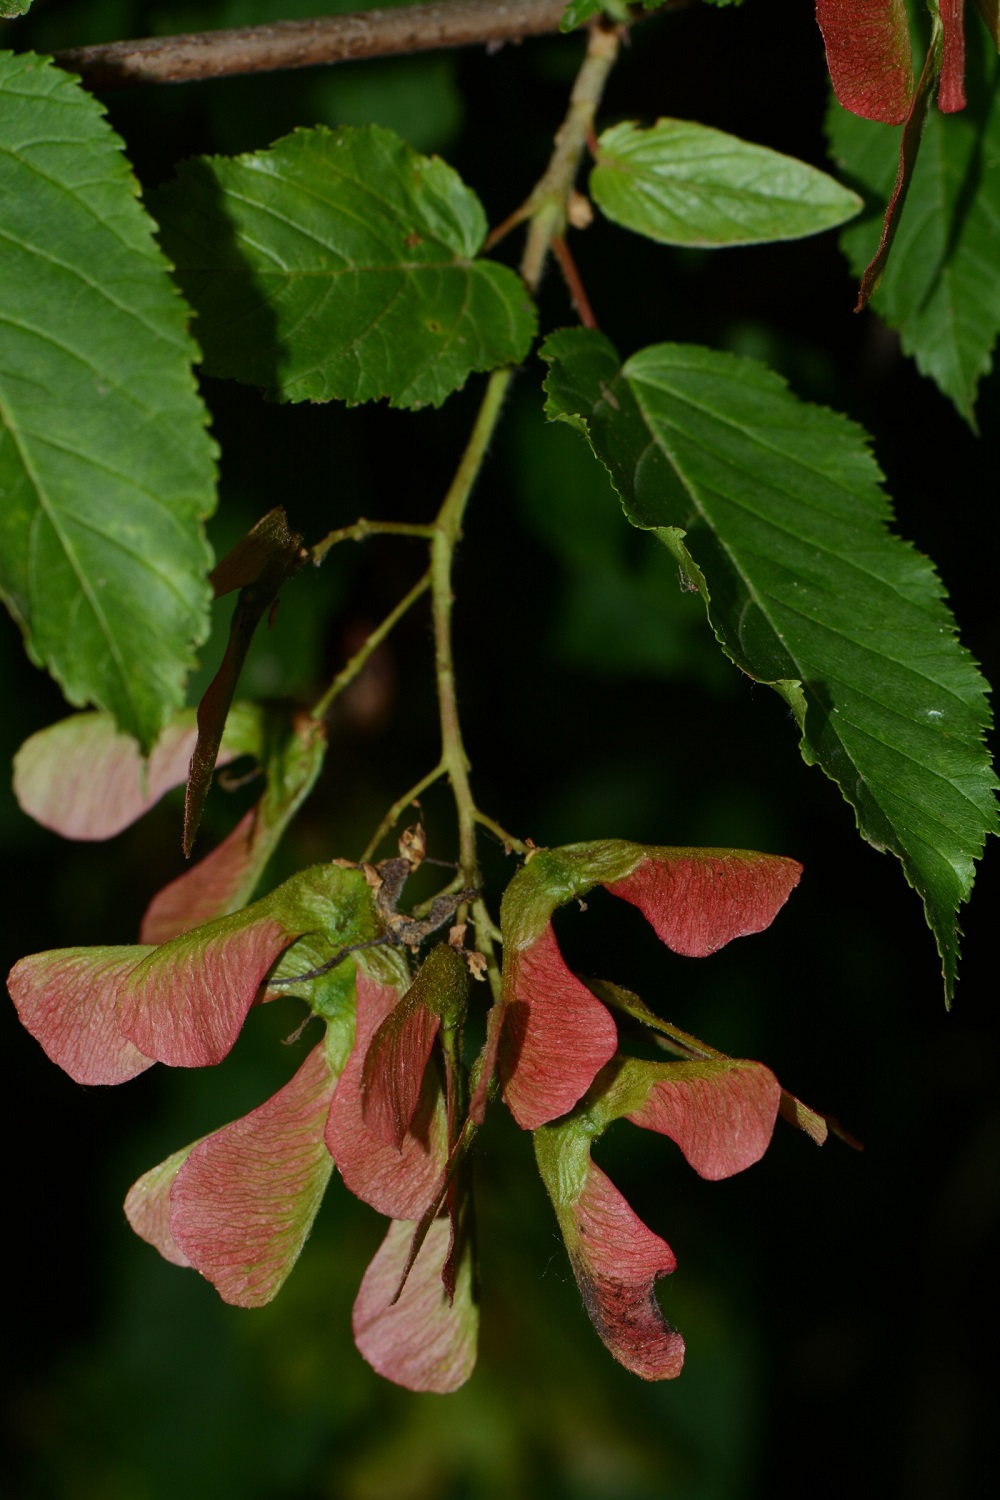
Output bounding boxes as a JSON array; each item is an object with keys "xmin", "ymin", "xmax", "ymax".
[
  {"xmin": 541, "ymin": 330, "xmax": 998, "ymax": 1002},
  {"xmin": 0, "ymin": 53, "xmax": 216, "ymax": 751},
  {"xmin": 590, "ymin": 119, "xmax": 861, "ymax": 247},
  {"xmin": 148, "ymin": 125, "xmax": 536, "ymax": 410}
]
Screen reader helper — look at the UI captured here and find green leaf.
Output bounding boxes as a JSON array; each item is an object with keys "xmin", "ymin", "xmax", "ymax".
[
  {"xmin": 0, "ymin": 53, "xmax": 217, "ymax": 751},
  {"xmin": 590, "ymin": 120, "xmax": 862, "ymax": 247},
  {"xmin": 541, "ymin": 329, "xmax": 998, "ymax": 1001},
  {"xmin": 826, "ymin": 32, "xmax": 1000, "ymax": 423},
  {"xmin": 0, "ymin": 3, "xmax": 32, "ymax": 17},
  {"xmin": 561, "ymin": 0, "xmax": 630, "ymax": 28},
  {"xmin": 149, "ymin": 124, "xmax": 537, "ymax": 410}
]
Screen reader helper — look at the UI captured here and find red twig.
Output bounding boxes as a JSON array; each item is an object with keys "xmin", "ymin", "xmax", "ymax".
[{"xmin": 552, "ymin": 234, "xmax": 598, "ymax": 330}]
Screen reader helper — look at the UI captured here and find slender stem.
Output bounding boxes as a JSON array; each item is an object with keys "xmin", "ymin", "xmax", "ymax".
[
  {"xmin": 430, "ymin": 367, "xmax": 512, "ymax": 887},
  {"xmin": 428, "ymin": 20, "xmax": 620, "ymax": 871},
  {"xmin": 518, "ymin": 21, "xmax": 621, "ymax": 294},
  {"xmin": 552, "ymin": 234, "xmax": 599, "ymax": 329},
  {"xmin": 474, "ymin": 810, "xmax": 528, "ymax": 856},
  {"xmin": 311, "ymin": 518, "xmax": 435, "ymax": 567},
  {"xmin": 324, "ymin": 21, "xmax": 620, "ymax": 990},
  {"xmin": 362, "ymin": 762, "xmax": 446, "ymax": 863},
  {"xmin": 310, "ymin": 571, "xmax": 430, "ymax": 723},
  {"xmin": 420, "ymin": 20, "xmax": 620, "ymax": 1000}
]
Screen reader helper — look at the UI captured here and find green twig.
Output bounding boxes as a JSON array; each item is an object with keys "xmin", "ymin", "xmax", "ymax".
[
  {"xmin": 362, "ymin": 761, "xmax": 447, "ymax": 863},
  {"xmin": 474, "ymin": 809, "xmax": 528, "ymax": 855},
  {"xmin": 311, "ymin": 517, "xmax": 435, "ymax": 566},
  {"xmin": 309, "ymin": 571, "xmax": 431, "ymax": 723}
]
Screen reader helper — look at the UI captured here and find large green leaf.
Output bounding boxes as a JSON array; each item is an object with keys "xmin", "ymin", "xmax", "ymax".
[
  {"xmin": 826, "ymin": 30, "xmax": 1000, "ymax": 424},
  {"xmin": 541, "ymin": 328, "xmax": 998, "ymax": 1000},
  {"xmin": 590, "ymin": 120, "xmax": 861, "ymax": 247},
  {"xmin": 149, "ymin": 124, "xmax": 537, "ymax": 410},
  {"xmin": 0, "ymin": 52, "xmax": 216, "ymax": 751}
]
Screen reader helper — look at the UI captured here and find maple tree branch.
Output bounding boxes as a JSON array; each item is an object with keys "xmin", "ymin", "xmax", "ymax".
[
  {"xmin": 424, "ymin": 19, "xmax": 621, "ymax": 991},
  {"xmin": 53, "ymin": 0, "xmax": 574, "ymax": 91}
]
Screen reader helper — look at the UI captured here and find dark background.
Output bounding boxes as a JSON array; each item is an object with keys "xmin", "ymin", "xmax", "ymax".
[{"xmin": 2, "ymin": 2, "xmax": 998, "ymax": 1497}]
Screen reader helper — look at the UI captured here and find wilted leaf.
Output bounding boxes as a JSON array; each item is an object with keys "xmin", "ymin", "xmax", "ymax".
[
  {"xmin": 827, "ymin": 29, "xmax": 1000, "ymax": 421},
  {"xmin": 184, "ymin": 509, "xmax": 306, "ymax": 854}
]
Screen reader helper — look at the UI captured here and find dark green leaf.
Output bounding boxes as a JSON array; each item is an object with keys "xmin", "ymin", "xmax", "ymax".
[
  {"xmin": 542, "ymin": 328, "xmax": 998, "ymax": 1000},
  {"xmin": 149, "ymin": 125, "xmax": 537, "ymax": 410},
  {"xmin": 827, "ymin": 30, "xmax": 1000, "ymax": 423},
  {"xmin": 976, "ymin": 0, "xmax": 1000, "ymax": 50},
  {"xmin": 590, "ymin": 120, "xmax": 861, "ymax": 247},
  {"xmin": 0, "ymin": 53, "xmax": 217, "ymax": 750}
]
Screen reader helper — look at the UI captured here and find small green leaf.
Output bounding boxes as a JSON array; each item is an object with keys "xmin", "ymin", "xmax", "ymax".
[
  {"xmin": 0, "ymin": 3, "xmax": 33, "ymax": 17},
  {"xmin": 827, "ymin": 28, "xmax": 1000, "ymax": 422},
  {"xmin": 541, "ymin": 329, "xmax": 998, "ymax": 1000},
  {"xmin": 591, "ymin": 119, "xmax": 862, "ymax": 246},
  {"xmin": 149, "ymin": 124, "xmax": 537, "ymax": 410},
  {"xmin": 0, "ymin": 53, "xmax": 217, "ymax": 751}
]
